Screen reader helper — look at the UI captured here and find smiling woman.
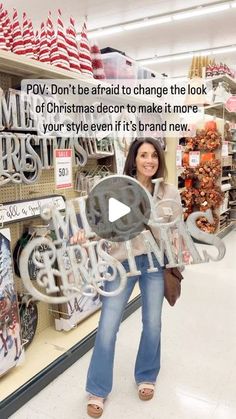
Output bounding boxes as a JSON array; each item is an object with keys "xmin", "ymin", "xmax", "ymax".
[
  {"xmin": 84, "ymin": 137, "xmax": 181, "ymax": 418},
  {"xmin": 124, "ymin": 137, "xmax": 167, "ymax": 182}
]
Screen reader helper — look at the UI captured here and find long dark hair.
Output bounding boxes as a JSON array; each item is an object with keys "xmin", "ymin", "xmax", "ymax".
[{"xmin": 123, "ymin": 138, "xmax": 167, "ymax": 180}]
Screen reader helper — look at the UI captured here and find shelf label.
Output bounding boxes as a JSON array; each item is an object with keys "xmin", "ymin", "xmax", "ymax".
[
  {"xmin": 222, "ymin": 141, "xmax": 229, "ymax": 157},
  {"xmin": 55, "ymin": 149, "xmax": 73, "ymax": 189},
  {"xmin": 0, "ymin": 196, "xmax": 65, "ymax": 224},
  {"xmin": 176, "ymin": 145, "xmax": 183, "ymax": 168},
  {"xmin": 189, "ymin": 151, "xmax": 200, "ymax": 167}
]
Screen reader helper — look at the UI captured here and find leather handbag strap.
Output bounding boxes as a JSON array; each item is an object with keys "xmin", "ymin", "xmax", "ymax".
[{"xmin": 170, "ymin": 267, "xmax": 183, "ymax": 281}]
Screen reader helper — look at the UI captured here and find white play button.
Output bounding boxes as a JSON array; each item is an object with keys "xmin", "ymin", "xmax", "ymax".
[
  {"xmin": 85, "ymin": 175, "xmax": 151, "ymax": 242},
  {"xmin": 108, "ymin": 197, "xmax": 131, "ymax": 223}
]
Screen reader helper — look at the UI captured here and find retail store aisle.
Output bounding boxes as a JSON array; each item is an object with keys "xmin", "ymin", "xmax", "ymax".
[{"xmin": 10, "ymin": 230, "xmax": 236, "ymax": 419}]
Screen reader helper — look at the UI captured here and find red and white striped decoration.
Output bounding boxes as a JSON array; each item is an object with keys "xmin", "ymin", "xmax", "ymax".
[
  {"xmin": 0, "ymin": 5, "xmax": 7, "ymax": 51},
  {"xmin": 79, "ymin": 21, "xmax": 93, "ymax": 77},
  {"xmin": 4, "ymin": 10, "xmax": 13, "ymax": 51},
  {"xmin": 34, "ymin": 29, "xmax": 40, "ymax": 60},
  {"xmin": 47, "ymin": 11, "xmax": 60, "ymax": 66},
  {"xmin": 56, "ymin": 9, "xmax": 70, "ymax": 70},
  {"xmin": 0, "ymin": 3, "xmax": 3, "ymax": 21},
  {"xmin": 28, "ymin": 19, "xmax": 36, "ymax": 60},
  {"xmin": 91, "ymin": 42, "xmax": 106, "ymax": 80},
  {"xmin": 39, "ymin": 22, "xmax": 50, "ymax": 64},
  {"xmin": 23, "ymin": 12, "xmax": 34, "ymax": 58},
  {"xmin": 12, "ymin": 9, "xmax": 25, "ymax": 55},
  {"xmin": 66, "ymin": 17, "xmax": 80, "ymax": 73},
  {"xmin": 0, "ymin": 22, "xmax": 7, "ymax": 51}
]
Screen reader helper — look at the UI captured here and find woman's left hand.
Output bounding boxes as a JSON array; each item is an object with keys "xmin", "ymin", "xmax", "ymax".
[{"xmin": 70, "ymin": 229, "xmax": 86, "ymax": 245}]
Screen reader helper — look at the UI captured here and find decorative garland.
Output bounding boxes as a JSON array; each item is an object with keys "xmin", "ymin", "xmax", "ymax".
[
  {"xmin": 196, "ymin": 129, "xmax": 222, "ymax": 151},
  {"xmin": 181, "ymin": 186, "xmax": 223, "ymax": 223},
  {"xmin": 181, "ymin": 188, "xmax": 197, "ymax": 208},
  {"xmin": 185, "ymin": 137, "xmax": 196, "ymax": 151},
  {"xmin": 195, "ymin": 187, "xmax": 223, "ymax": 211},
  {"xmin": 196, "ymin": 213, "xmax": 219, "ymax": 233},
  {"xmin": 181, "ymin": 188, "xmax": 197, "ymax": 221},
  {"xmin": 194, "ymin": 159, "xmax": 221, "ymax": 188},
  {"xmin": 185, "ymin": 128, "xmax": 222, "ymax": 152},
  {"xmin": 180, "ymin": 121, "xmax": 223, "ymax": 233}
]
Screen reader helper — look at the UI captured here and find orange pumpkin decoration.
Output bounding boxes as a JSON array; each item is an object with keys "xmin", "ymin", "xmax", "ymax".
[
  {"xmin": 185, "ymin": 178, "xmax": 192, "ymax": 188},
  {"xmin": 182, "ymin": 152, "xmax": 189, "ymax": 166},
  {"xmin": 205, "ymin": 120, "xmax": 217, "ymax": 132},
  {"xmin": 201, "ymin": 153, "xmax": 215, "ymax": 162}
]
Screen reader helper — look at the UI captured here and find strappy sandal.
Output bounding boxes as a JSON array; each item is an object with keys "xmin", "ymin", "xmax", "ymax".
[
  {"xmin": 138, "ymin": 383, "xmax": 155, "ymax": 401},
  {"xmin": 87, "ymin": 396, "xmax": 104, "ymax": 418}
]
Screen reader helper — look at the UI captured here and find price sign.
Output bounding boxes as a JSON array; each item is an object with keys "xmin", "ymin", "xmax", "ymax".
[
  {"xmin": 176, "ymin": 145, "xmax": 183, "ymax": 168},
  {"xmin": 222, "ymin": 141, "xmax": 229, "ymax": 157},
  {"xmin": 189, "ymin": 151, "xmax": 200, "ymax": 167},
  {"xmin": 55, "ymin": 149, "xmax": 73, "ymax": 189}
]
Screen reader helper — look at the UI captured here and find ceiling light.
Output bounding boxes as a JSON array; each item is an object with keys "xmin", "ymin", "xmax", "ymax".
[
  {"xmin": 173, "ymin": 3, "xmax": 230, "ymax": 20},
  {"xmin": 138, "ymin": 44, "xmax": 236, "ymax": 65},
  {"xmin": 199, "ymin": 50, "xmax": 212, "ymax": 56},
  {"xmin": 212, "ymin": 45, "xmax": 236, "ymax": 54},
  {"xmin": 123, "ymin": 16, "xmax": 172, "ymax": 30},
  {"xmin": 88, "ymin": 26, "xmax": 123, "ymax": 39},
  {"xmin": 87, "ymin": 1, "xmax": 236, "ymax": 38},
  {"xmin": 140, "ymin": 53, "xmax": 193, "ymax": 65}
]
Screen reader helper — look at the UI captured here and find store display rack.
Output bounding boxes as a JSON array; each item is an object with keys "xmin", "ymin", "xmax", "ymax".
[
  {"xmin": 0, "ymin": 44, "xmax": 174, "ymax": 416},
  {"xmin": 207, "ymin": 74, "xmax": 236, "ymax": 94},
  {"xmin": 204, "ymin": 103, "xmax": 236, "ymax": 122},
  {"xmin": 0, "ymin": 50, "xmax": 147, "ymax": 418},
  {"xmin": 177, "ymin": 73, "xmax": 236, "ymax": 236},
  {"xmin": 0, "ymin": 291, "xmax": 140, "ymax": 419}
]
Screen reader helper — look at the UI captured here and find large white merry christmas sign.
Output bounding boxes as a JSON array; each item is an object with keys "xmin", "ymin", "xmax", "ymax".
[{"xmin": 19, "ymin": 182, "xmax": 226, "ymax": 304}]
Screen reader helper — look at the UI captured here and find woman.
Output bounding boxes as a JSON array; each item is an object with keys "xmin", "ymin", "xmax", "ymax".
[{"xmin": 73, "ymin": 138, "xmax": 181, "ymax": 417}]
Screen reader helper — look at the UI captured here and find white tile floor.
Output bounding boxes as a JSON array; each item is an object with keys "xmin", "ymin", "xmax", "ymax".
[{"xmin": 10, "ymin": 230, "xmax": 236, "ymax": 419}]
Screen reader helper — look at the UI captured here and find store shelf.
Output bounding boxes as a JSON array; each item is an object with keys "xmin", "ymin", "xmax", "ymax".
[
  {"xmin": 0, "ymin": 49, "xmax": 96, "ymax": 81},
  {"xmin": 218, "ymin": 220, "xmax": 236, "ymax": 237},
  {"xmin": 0, "ymin": 286, "xmax": 141, "ymax": 417},
  {"xmin": 207, "ymin": 74, "xmax": 236, "ymax": 93},
  {"xmin": 220, "ymin": 208, "xmax": 230, "ymax": 215},
  {"xmin": 204, "ymin": 103, "xmax": 236, "ymax": 122},
  {"xmin": 221, "ymin": 183, "xmax": 231, "ymax": 191},
  {"xmin": 0, "ymin": 50, "xmax": 158, "ymax": 107}
]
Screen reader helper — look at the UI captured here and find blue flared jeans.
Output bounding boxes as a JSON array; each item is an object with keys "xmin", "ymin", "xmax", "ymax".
[{"xmin": 86, "ymin": 254, "xmax": 164, "ymax": 398}]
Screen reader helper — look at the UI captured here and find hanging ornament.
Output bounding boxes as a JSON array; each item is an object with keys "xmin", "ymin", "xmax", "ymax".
[
  {"xmin": 56, "ymin": 9, "xmax": 70, "ymax": 70},
  {"xmin": 39, "ymin": 22, "xmax": 50, "ymax": 64},
  {"xmin": 46, "ymin": 11, "xmax": 60, "ymax": 66},
  {"xmin": 66, "ymin": 17, "xmax": 81, "ymax": 73},
  {"xmin": 79, "ymin": 21, "xmax": 93, "ymax": 77},
  {"xmin": 22, "ymin": 12, "xmax": 34, "ymax": 58},
  {"xmin": 91, "ymin": 41, "xmax": 106, "ymax": 79},
  {"xmin": 12, "ymin": 9, "xmax": 25, "ymax": 55}
]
